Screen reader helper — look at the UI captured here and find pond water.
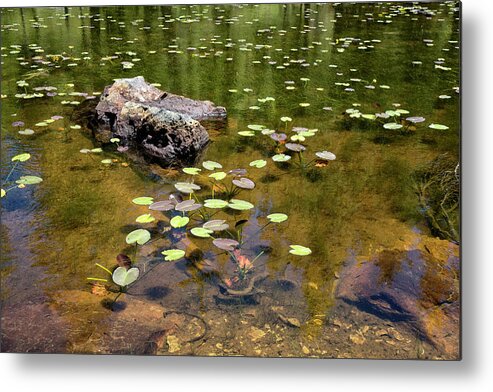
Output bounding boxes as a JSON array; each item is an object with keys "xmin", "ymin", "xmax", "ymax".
[{"xmin": 1, "ymin": 2, "xmax": 460, "ymax": 358}]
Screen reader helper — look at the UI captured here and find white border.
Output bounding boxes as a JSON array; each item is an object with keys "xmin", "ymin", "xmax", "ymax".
[{"xmin": 2, "ymin": 0, "xmax": 493, "ymax": 391}]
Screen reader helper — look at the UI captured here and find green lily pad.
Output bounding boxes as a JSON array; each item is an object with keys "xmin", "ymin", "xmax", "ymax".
[
  {"xmin": 101, "ymin": 159, "xmax": 112, "ymax": 164},
  {"xmin": 209, "ymin": 171, "xmax": 227, "ymax": 181},
  {"xmin": 15, "ymin": 176, "xmax": 43, "ymax": 185},
  {"xmin": 247, "ymin": 124, "xmax": 265, "ymax": 131},
  {"xmin": 18, "ymin": 129, "xmax": 35, "ymax": 135},
  {"xmin": 112, "ymin": 266, "xmax": 140, "ymax": 286},
  {"xmin": 429, "ymin": 123, "xmax": 449, "ymax": 130},
  {"xmin": 174, "ymin": 182, "xmax": 201, "ymax": 194},
  {"xmin": 383, "ymin": 122, "xmax": 403, "ymax": 130},
  {"xmin": 267, "ymin": 213, "xmax": 288, "ymax": 223},
  {"xmin": 202, "ymin": 160, "xmax": 223, "ymax": 170},
  {"xmin": 190, "ymin": 227, "xmax": 213, "ymax": 238},
  {"xmin": 125, "ymin": 229, "xmax": 151, "ymax": 245},
  {"xmin": 91, "ymin": 148, "xmax": 103, "ymax": 153},
  {"xmin": 249, "ymin": 159, "xmax": 267, "ymax": 168},
  {"xmin": 228, "ymin": 199, "xmax": 254, "ymax": 210},
  {"xmin": 170, "ymin": 216, "xmax": 189, "ymax": 228},
  {"xmin": 204, "ymin": 199, "xmax": 229, "ymax": 209},
  {"xmin": 272, "ymin": 154, "xmax": 291, "ymax": 162},
  {"xmin": 183, "ymin": 167, "xmax": 201, "ymax": 175},
  {"xmin": 315, "ymin": 151, "xmax": 336, "ymax": 161},
  {"xmin": 161, "ymin": 249, "xmax": 186, "ymax": 261},
  {"xmin": 238, "ymin": 130, "xmax": 255, "ymax": 137},
  {"xmin": 289, "ymin": 245, "xmax": 312, "ymax": 256},
  {"xmin": 11, "ymin": 153, "xmax": 31, "ymax": 162},
  {"xmin": 135, "ymin": 214, "xmax": 156, "ymax": 223},
  {"xmin": 132, "ymin": 196, "xmax": 154, "ymax": 205},
  {"xmin": 35, "ymin": 122, "xmax": 48, "ymax": 127}
]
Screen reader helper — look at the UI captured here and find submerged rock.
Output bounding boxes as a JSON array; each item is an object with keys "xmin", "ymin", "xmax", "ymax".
[
  {"xmin": 79, "ymin": 76, "xmax": 226, "ymax": 167},
  {"xmin": 335, "ymin": 238, "xmax": 459, "ymax": 358}
]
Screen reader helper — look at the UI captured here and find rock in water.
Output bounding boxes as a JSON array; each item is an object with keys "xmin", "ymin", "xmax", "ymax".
[
  {"xmin": 88, "ymin": 76, "xmax": 226, "ymax": 167},
  {"xmin": 335, "ymin": 240, "xmax": 460, "ymax": 359}
]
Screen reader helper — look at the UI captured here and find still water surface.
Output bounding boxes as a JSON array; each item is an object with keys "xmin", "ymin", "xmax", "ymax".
[{"xmin": 0, "ymin": 2, "xmax": 460, "ymax": 358}]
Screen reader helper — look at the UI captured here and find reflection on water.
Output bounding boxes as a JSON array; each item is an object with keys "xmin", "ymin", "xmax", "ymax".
[{"xmin": 0, "ymin": 2, "xmax": 460, "ymax": 358}]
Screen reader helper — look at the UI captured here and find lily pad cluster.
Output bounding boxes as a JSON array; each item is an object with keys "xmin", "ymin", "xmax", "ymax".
[{"xmin": 1, "ymin": 153, "xmax": 43, "ymax": 199}]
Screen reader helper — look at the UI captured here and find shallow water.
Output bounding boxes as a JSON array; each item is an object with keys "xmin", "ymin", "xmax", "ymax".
[{"xmin": 0, "ymin": 2, "xmax": 460, "ymax": 358}]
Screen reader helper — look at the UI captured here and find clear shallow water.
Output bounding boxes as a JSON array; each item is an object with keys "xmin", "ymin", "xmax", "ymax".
[{"xmin": 1, "ymin": 2, "xmax": 460, "ymax": 358}]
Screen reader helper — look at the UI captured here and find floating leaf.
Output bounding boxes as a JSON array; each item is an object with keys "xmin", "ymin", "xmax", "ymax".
[
  {"xmin": 70, "ymin": 125, "xmax": 81, "ymax": 130},
  {"xmin": 228, "ymin": 168, "xmax": 247, "ymax": 176},
  {"xmin": 204, "ymin": 199, "xmax": 229, "ymax": 209},
  {"xmin": 135, "ymin": 214, "xmax": 156, "ymax": 223},
  {"xmin": 285, "ymin": 143, "xmax": 305, "ymax": 152},
  {"xmin": 18, "ymin": 129, "xmax": 35, "ymax": 135},
  {"xmin": 212, "ymin": 238, "xmax": 239, "ymax": 251},
  {"xmin": 429, "ymin": 123, "xmax": 449, "ymax": 130},
  {"xmin": 228, "ymin": 199, "xmax": 254, "ymax": 210},
  {"xmin": 202, "ymin": 160, "xmax": 223, "ymax": 170},
  {"xmin": 272, "ymin": 154, "xmax": 291, "ymax": 162},
  {"xmin": 267, "ymin": 213, "xmax": 288, "ymax": 223},
  {"xmin": 91, "ymin": 148, "xmax": 103, "ymax": 153},
  {"xmin": 249, "ymin": 159, "xmax": 267, "ymax": 168},
  {"xmin": 270, "ymin": 133, "xmax": 287, "ymax": 142},
  {"xmin": 362, "ymin": 114, "xmax": 376, "ymax": 120},
  {"xmin": 280, "ymin": 116, "xmax": 292, "ymax": 122},
  {"xmin": 247, "ymin": 124, "xmax": 265, "ymax": 131},
  {"xmin": 289, "ymin": 245, "xmax": 312, "ymax": 256},
  {"xmin": 232, "ymin": 177, "xmax": 255, "ymax": 189},
  {"xmin": 175, "ymin": 199, "xmax": 202, "ymax": 212},
  {"xmin": 161, "ymin": 249, "xmax": 186, "ymax": 261},
  {"xmin": 406, "ymin": 116, "xmax": 426, "ymax": 123},
  {"xmin": 190, "ymin": 227, "xmax": 213, "ymax": 238},
  {"xmin": 238, "ymin": 130, "xmax": 255, "ymax": 137},
  {"xmin": 174, "ymin": 182, "xmax": 201, "ymax": 194},
  {"xmin": 112, "ymin": 266, "xmax": 139, "ymax": 286},
  {"xmin": 209, "ymin": 171, "xmax": 227, "ymax": 181},
  {"xmin": 299, "ymin": 102, "xmax": 310, "ymax": 107},
  {"xmin": 183, "ymin": 167, "xmax": 201, "ymax": 175},
  {"xmin": 203, "ymin": 219, "xmax": 229, "ymax": 231},
  {"xmin": 315, "ymin": 151, "xmax": 336, "ymax": 161},
  {"xmin": 383, "ymin": 122, "xmax": 403, "ymax": 130},
  {"xmin": 170, "ymin": 216, "xmax": 190, "ymax": 228},
  {"xmin": 149, "ymin": 200, "xmax": 175, "ymax": 211},
  {"xmin": 101, "ymin": 159, "xmax": 112, "ymax": 164},
  {"xmin": 290, "ymin": 134, "xmax": 305, "ymax": 142},
  {"xmin": 126, "ymin": 229, "xmax": 151, "ymax": 245},
  {"xmin": 132, "ymin": 196, "xmax": 154, "ymax": 205},
  {"xmin": 15, "ymin": 175, "xmax": 43, "ymax": 185},
  {"xmin": 261, "ymin": 129, "xmax": 275, "ymax": 135},
  {"xmin": 12, "ymin": 153, "xmax": 31, "ymax": 162},
  {"xmin": 35, "ymin": 122, "xmax": 48, "ymax": 127}
]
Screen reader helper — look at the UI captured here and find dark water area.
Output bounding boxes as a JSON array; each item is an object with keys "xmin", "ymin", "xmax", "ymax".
[{"xmin": 0, "ymin": 2, "xmax": 460, "ymax": 358}]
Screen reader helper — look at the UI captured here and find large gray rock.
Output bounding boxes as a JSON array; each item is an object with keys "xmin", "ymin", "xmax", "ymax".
[{"xmin": 88, "ymin": 76, "xmax": 226, "ymax": 167}]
